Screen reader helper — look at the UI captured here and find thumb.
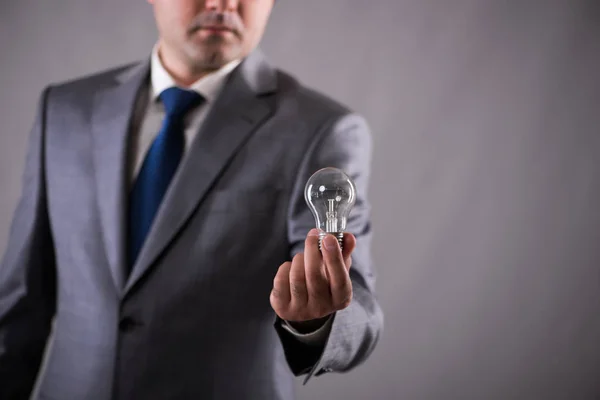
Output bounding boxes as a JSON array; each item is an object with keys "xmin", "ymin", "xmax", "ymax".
[{"xmin": 341, "ymin": 232, "xmax": 356, "ymax": 271}]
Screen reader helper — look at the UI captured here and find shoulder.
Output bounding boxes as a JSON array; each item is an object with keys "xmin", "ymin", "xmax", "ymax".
[
  {"xmin": 273, "ymin": 68, "xmax": 370, "ymax": 137},
  {"xmin": 47, "ymin": 60, "xmax": 146, "ymax": 99},
  {"xmin": 274, "ymin": 69, "xmax": 358, "ymax": 123}
]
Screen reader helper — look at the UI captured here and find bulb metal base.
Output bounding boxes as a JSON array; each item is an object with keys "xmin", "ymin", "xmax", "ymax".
[{"xmin": 318, "ymin": 231, "xmax": 344, "ymax": 251}]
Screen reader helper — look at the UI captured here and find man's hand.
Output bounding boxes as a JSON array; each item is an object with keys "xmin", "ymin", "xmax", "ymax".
[{"xmin": 270, "ymin": 229, "xmax": 356, "ymax": 324}]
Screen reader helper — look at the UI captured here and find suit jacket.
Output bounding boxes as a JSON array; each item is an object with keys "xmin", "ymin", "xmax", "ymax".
[{"xmin": 0, "ymin": 50, "xmax": 383, "ymax": 400}]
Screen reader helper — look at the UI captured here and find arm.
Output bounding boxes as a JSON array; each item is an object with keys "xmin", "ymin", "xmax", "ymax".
[
  {"xmin": 274, "ymin": 113, "xmax": 384, "ymax": 383},
  {"xmin": 0, "ymin": 87, "xmax": 57, "ymax": 399}
]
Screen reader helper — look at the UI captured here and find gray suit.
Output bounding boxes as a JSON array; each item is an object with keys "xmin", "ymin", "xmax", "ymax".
[{"xmin": 0, "ymin": 50, "xmax": 383, "ymax": 400}]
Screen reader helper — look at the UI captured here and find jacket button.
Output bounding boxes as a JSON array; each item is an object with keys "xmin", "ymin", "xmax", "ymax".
[{"xmin": 119, "ymin": 317, "xmax": 138, "ymax": 332}]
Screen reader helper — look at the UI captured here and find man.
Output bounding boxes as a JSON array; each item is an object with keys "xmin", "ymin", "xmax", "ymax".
[{"xmin": 0, "ymin": 0, "xmax": 383, "ymax": 399}]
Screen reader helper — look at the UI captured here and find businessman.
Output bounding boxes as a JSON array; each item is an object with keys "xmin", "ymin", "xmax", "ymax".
[{"xmin": 0, "ymin": 0, "xmax": 383, "ymax": 399}]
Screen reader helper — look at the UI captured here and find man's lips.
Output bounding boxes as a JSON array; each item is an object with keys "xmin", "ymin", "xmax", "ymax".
[{"xmin": 199, "ymin": 26, "xmax": 234, "ymax": 33}]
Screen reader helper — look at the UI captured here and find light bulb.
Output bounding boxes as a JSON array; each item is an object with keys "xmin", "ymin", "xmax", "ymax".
[{"xmin": 304, "ymin": 167, "xmax": 357, "ymax": 249}]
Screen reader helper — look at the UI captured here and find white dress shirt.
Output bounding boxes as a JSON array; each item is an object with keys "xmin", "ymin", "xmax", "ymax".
[{"xmin": 131, "ymin": 44, "xmax": 332, "ymax": 345}]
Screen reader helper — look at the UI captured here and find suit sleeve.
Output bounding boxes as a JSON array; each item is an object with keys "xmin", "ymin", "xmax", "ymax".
[
  {"xmin": 0, "ymin": 87, "xmax": 57, "ymax": 399},
  {"xmin": 275, "ymin": 113, "xmax": 384, "ymax": 384}
]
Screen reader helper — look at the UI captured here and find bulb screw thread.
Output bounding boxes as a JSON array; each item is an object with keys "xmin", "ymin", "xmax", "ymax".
[{"xmin": 318, "ymin": 231, "xmax": 345, "ymax": 251}]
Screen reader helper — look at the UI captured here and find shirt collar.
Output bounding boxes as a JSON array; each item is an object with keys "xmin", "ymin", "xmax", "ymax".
[{"xmin": 150, "ymin": 43, "xmax": 241, "ymax": 102}]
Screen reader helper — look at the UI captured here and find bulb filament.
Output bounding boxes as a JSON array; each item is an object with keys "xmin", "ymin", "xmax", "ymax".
[{"xmin": 326, "ymin": 198, "xmax": 338, "ymax": 232}]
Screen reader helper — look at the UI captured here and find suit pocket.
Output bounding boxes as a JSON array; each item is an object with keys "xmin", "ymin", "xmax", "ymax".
[
  {"xmin": 204, "ymin": 188, "xmax": 283, "ymax": 213},
  {"xmin": 189, "ymin": 187, "xmax": 287, "ymax": 262}
]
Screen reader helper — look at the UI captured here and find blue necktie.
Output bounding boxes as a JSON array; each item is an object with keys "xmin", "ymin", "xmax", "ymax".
[{"xmin": 128, "ymin": 87, "xmax": 204, "ymax": 271}]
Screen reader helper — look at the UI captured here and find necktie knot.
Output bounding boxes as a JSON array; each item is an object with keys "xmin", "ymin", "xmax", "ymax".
[{"xmin": 159, "ymin": 87, "xmax": 204, "ymax": 117}]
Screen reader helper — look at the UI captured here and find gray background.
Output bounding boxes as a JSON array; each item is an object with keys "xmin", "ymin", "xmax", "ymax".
[{"xmin": 1, "ymin": 0, "xmax": 599, "ymax": 399}]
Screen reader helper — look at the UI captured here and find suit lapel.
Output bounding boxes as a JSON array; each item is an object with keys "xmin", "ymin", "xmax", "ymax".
[
  {"xmin": 124, "ymin": 50, "xmax": 278, "ymax": 294},
  {"xmin": 91, "ymin": 61, "xmax": 150, "ymax": 293}
]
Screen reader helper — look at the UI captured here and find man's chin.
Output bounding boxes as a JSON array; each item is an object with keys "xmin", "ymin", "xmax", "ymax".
[{"xmin": 188, "ymin": 46, "xmax": 242, "ymax": 70}]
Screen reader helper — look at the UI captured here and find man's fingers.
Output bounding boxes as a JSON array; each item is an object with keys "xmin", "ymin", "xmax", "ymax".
[
  {"xmin": 304, "ymin": 232, "xmax": 330, "ymax": 304},
  {"xmin": 289, "ymin": 253, "xmax": 308, "ymax": 306},
  {"xmin": 273, "ymin": 231, "xmax": 356, "ymax": 320},
  {"xmin": 270, "ymin": 262, "xmax": 291, "ymax": 310},
  {"xmin": 322, "ymin": 234, "xmax": 352, "ymax": 308}
]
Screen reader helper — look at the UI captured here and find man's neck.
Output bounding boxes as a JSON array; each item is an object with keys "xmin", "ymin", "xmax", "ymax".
[{"xmin": 158, "ymin": 45, "xmax": 218, "ymax": 87}]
